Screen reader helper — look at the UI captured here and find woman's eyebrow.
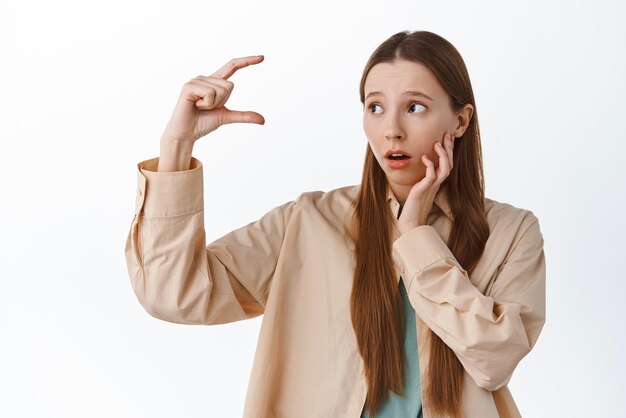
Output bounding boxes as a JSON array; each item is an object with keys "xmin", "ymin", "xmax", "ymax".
[{"xmin": 365, "ymin": 90, "xmax": 434, "ymax": 101}]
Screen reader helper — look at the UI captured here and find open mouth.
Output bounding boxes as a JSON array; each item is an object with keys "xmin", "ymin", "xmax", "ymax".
[{"xmin": 387, "ymin": 154, "xmax": 410, "ymax": 160}]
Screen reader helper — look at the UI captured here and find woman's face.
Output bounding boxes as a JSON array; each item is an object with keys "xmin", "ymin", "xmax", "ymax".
[{"xmin": 363, "ymin": 59, "xmax": 473, "ymax": 203}]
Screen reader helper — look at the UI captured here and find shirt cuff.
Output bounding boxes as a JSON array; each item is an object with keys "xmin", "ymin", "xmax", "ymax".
[
  {"xmin": 392, "ymin": 225, "xmax": 467, "ymax": 288},
  {"xmin": 134, "ymin": 156, "xmax": 204, "ymax": 217}
]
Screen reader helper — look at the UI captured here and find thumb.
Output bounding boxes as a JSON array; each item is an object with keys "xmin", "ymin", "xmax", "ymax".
[{"xmin": 217, "ymin": 107, "xmax": 265, "ymax": 125}]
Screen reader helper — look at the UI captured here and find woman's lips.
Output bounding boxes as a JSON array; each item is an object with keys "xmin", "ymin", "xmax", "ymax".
[
  {"xmin": 384, "ymin": 149, "xmax": 411, "ymax": 158},
  {"xmin": 385, "ymin": 156, "xmax": 412, "ymax": 169}
]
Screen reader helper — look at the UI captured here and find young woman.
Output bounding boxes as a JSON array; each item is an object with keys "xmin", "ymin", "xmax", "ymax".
[{"xmin": 125, "ymin": 30, "xmax": 546, "ymax": 418}]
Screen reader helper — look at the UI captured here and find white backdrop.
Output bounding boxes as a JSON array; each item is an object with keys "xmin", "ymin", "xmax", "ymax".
[{"xmin": 1, "ymin": 0, "xmax": 625, "ymax": 417}]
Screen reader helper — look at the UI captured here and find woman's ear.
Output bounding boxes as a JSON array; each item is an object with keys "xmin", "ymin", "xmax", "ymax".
[{"xmin": 453, "ymin": 104, "xmax": 474, "ymax": 137}]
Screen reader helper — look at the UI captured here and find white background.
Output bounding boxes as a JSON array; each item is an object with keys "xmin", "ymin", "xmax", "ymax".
[{"xmin": 1, "ymin": 0, "xmax": 625, "ymax": 417}]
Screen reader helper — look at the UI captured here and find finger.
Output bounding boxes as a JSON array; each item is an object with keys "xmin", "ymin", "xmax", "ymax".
[
  {"xmin": 218, "ymin": 108, "xmax": 265, "ymax": 125},
  {"xmin": 194, "ymin": 75, "xmax": 234, "ymax": 91},
  {"xmin": 211, "ymin": 55, "xmax": 264, "ymax": 80},
  {"xmin": 182, "ymin": 80, "xmax": 219, "ymax": 108},
  {"xmin": 445, "ymin": 133, "xmax": 454, "ymax": 169},
  {"xmin": 434, "ymin": 141, "xmax": 449, "ymax": 184},
  {"xmin": 192, "ymin": 77, "xmax": 234, "ymax": 106},
  {"xmin": 186, "ymin": 79, "xmax": 230, "ymax": 109},
  {"xmin": 199, "ymin": 81, "xmax": 230, "ymax": 109},
  {"xmin": 421, "ymin": 154, "xmax": 436, "ymax": 185}
]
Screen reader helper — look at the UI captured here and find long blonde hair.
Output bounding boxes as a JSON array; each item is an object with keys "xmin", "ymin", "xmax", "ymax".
[{"xmin": 348, "ymin": 30, "xmax": 490, "ymax": 418}]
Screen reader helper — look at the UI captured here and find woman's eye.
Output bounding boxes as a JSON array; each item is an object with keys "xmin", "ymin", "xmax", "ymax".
[
  {"xmin": 409, "ymin": 103, "xmax": 426, "ymax": 113},
  {"xmin": 369, "ymin": 103, "xmax": 382, "ymax": 114},
  {"xmin": 368, "ymin": 103, "xmax": 426, "ymax": 114}
]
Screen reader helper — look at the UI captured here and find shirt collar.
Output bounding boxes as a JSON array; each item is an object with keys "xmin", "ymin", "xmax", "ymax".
[{"xmin": 386, "ymin": 182, "xmax": 452, "ymax": 220}]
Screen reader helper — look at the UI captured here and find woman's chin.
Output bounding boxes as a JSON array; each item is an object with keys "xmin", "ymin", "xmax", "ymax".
[{"xmin": 385, "ymin": 170, "xmax": 424, "ymax": 185}]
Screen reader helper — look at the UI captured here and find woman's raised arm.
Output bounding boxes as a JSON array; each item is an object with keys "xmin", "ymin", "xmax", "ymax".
[{"xmin": 124, "ymin": 56, "xmax": 296, "ymax": 325}]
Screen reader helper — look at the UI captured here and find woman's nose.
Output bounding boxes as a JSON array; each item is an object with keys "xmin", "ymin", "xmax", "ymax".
[
  {"xmin": 385, "ymin": 125, "xmax": 405, "ymax": 141},
  {"xmin": 384, "ymin": 113, "xmax": 405, "ymax": 141},
  {"xmin": 385, "ymin": 132, "xmax": 403, "ymax": 141}
]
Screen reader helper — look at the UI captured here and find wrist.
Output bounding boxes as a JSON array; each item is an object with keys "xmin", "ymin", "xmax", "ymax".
[
  {"xmin": 158, "ymin": 139, "xmax": 195, "ymax": 172},
  {"xmin": 398, "ymin": 222, "xmax": 421, "ymax": 236}
]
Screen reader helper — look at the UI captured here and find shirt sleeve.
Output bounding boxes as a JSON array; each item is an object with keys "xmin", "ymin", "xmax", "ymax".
[
  {"xmin": 391, "ymin": 212, "xmax": 546, "ymax": 391},
  {"xmin": 124, "ymin": 156, "xmax": 296, "ymax": 325}
]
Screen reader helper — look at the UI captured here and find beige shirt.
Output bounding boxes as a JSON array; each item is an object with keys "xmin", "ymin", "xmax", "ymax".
[{"xmin": 124, "ymin": 156, "xmax": 546, "ymax": 418}]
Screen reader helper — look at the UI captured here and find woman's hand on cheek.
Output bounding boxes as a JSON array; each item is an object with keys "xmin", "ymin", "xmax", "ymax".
[{"xmin": 397, "ymin": 132, "xmax": 456, "ymax": 235}]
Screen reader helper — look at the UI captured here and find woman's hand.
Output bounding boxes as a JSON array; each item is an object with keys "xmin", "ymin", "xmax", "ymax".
[
  {"xmin": 158, "ymin": 55, "xmax": 266, "ymax": 171},
  {"xmin": 396, "ymin": 132, "xmax": 456, "ymax": 235}
]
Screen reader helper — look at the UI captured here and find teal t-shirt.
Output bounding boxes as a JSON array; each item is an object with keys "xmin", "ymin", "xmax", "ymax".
[{"xmin": 360, "ymin": 278, "xmax": 423, "ymax": 417}]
